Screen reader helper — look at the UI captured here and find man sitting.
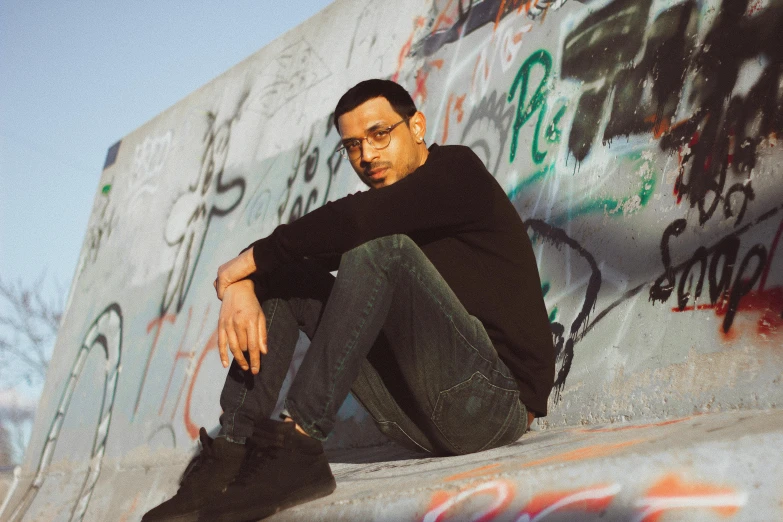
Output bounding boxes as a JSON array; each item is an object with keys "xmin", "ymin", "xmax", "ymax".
[{"xmin": 143, "ymin": 79, "xmax": 554, "ymax": 522}]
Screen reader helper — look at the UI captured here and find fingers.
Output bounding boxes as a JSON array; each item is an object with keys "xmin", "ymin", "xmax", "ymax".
[
  {"xmin": 216, "ymin": 277, "xmax": 227, "ymax": 301},
  {"xmin": 226, "ymin": 324, "xmax": 248, "ymax": 371},
  {"xmin": 218, "ymin": 323, "xmax": 229, "ymax": 368},
  {"xmin": 246, "ymin": 321, "xmax": 260, "ymax": 374},
  {"xmin": 258, "ymin": 311, "xmax": 268, "ymax": 355}
]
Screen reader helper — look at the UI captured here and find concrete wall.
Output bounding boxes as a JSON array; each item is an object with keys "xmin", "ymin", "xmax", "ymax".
[{"xmin": 3, "ymin": 0, "xmax": 782, "ymax": 519}]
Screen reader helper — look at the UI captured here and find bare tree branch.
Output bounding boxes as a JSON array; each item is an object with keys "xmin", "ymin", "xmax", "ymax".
[
  {"xmin": 0, "ymin": 272, "xmax": 63, "ymax": 465},
  {"xmin": 0, "ymin": 273, "xmax": 61, "ymax": 389}
]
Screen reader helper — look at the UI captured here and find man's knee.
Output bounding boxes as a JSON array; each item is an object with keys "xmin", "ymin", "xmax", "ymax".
[{"xmin": 346, "ymin": 234, "xmax": 416, "ymax": 261}]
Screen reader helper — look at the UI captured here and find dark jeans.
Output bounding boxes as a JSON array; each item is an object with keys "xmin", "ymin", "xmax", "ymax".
[{"xmin": 218, "ymin": 235, "xmax": 527, "ymax": 455}]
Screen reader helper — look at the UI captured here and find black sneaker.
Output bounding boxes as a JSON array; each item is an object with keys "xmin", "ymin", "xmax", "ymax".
[
  {"xmin": 142, "ymin": 427, "xmax": 247, "ymax": 521},
  {"xmin": 201, "ymin": 419, "xmax": 337, "ymax": 522}
]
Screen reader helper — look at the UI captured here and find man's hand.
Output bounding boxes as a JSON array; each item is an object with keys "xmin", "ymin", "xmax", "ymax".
[
  {"xmin": 214, "ymin": 248, "xmax": 257, "ymax": 301},
  {"xmin": 217, "ymin": 278, "xmax": 267, "ymax": 373}
]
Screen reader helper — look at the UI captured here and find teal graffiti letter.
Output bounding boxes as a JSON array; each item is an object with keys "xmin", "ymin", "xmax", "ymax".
[{"xmin": 508, "ymin": 50, "xmax": 553, "ymax": 164}]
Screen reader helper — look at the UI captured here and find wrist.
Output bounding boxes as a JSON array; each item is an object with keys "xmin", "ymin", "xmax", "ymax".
[
  {"xmin": 243, "ymin": 247, "xmax": 257, "ymax": 273},
  {"xmin": 228, "ymin": 278, "xmax": 255, "ymax": 293}
]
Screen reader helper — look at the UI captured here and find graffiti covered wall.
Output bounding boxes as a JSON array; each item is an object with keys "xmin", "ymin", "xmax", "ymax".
[{"xmin": 3, "ymin": 0, "xmax": 782, "ymax": 519}]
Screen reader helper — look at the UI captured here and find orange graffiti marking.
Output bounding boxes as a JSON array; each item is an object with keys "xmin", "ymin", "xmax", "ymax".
[
  {"xmin": 454, "ymin": 94, "xmax": 466, "ymax": 123},
  {"xmin": 183, "ymin": 328, "xmax": 219, "ymax": 439},
  {"xmin": 494, "ymin": 0, "xmax": 508, "ymax": 32},
  {"xmin": 393, "ymin": 33, "xmax": 415, "ymax": 83},
  {"xmin": 635, "ymin": 473, "xmax": 747, "ymax": 522},
  {"xmin": 432, "ymin": 0, "xmax": 456, "ymax": 33},
  {"xmin": 393, "ymin": 16, "xmax": 428, "ymax": 83},
  {"xmin": 158, "ymin": 307, "xmax": 193, "ymax": 415},
  {"xmin": 171, "ymin": 305, "xmax": 212, "ymax": 421},
  {"xmin": 412, "ymin": 60, "xmax": 445, "ymax": 104},
  {"xmin": 538, "ymin": 1, "xmax": 551, "ymax": 23},
  {"xmin": 117, "ymin": 493, "xmax": 141, "ymax": 522},
  {"xmin": 518, "ymin": 483, "xmax": 621, "ymax": 521},
  {"xmin": 444, "ymin": 463, "xmax": 502, "ymax": 482},
  {"xmin": 522, "ymin": 439, "xmax": 645, "ymax": 468},
  {"xmin": 442, "ymin": 93, "xmax": 467, "ymax": 143},
  {"xmin": 423, "ymin": 480, "xmax": 514, "ymax": 522},
  {"xmin": 134, "ymin": 313, "xmax": 177, "ymax": 416},
  {"xmin": 443, "ymin": 94, "xmax": 455, "ymax": 143},
  {"xmin": 579, "ymin": 417, "xmax": 690, "ymax": 433}
]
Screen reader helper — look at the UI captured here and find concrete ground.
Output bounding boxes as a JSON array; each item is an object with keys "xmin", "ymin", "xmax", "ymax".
[
  {"xmin": 264, "ymin": 409, "xmax": 783, "ymax": 521},
  {"xmin": 5, "ymin": 409, "xmax": 781, "ymax": 521}
]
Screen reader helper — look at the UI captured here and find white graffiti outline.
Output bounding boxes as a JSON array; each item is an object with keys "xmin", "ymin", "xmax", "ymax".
[
  {"xmin": 515, "ymin": 483, "xmax": 622, "ymax": 522},
  {"xmin": 423, "ymin": 480, "xmax": 513, "ymax": 522},
  {"xmin": 5, "ymin": 304, "xmax": 122, "ymax": 522}
]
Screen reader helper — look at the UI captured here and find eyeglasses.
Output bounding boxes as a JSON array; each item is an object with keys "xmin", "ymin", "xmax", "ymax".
[{"xmin": 337, "ymin": 117, "xmax": 410, "ymax": 159}]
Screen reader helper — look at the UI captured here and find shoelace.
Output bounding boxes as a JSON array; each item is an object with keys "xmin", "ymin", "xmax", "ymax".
[{"xmin": 232, "ymin": 429, "xmax": 287, "ymax": 485}]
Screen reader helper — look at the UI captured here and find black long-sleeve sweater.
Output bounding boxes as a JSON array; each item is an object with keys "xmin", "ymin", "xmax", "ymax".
[{"xmin": 249, "ymin": 143, "xmax": 555, "ymax": 416}]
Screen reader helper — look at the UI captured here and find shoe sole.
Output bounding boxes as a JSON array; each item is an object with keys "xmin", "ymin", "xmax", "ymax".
[{"xmin": 203, "ymin": 476, "xmax": 337, "ymax": 522}]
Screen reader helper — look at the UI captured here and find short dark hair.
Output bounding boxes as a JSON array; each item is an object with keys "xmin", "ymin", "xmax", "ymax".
[{"xmin": 333, "ymin": 79, "xmax": 417, "ymax": 131}]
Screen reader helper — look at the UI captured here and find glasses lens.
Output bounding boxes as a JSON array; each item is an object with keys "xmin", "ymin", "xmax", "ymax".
[{"xmin": 368, "ymin": 129, "xmax": 392, "ymax": 150}]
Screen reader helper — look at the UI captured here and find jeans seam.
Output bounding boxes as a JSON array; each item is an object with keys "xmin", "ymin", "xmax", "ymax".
[
  {"xmin": 304, "ymin": 265, "xmax": 385, "ymax": 434},
  {"xmin": 376, "ymin": 420, "xmax": 431, "ymax": 453}
]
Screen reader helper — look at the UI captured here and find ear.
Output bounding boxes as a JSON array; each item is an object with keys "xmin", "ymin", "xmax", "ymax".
[{"xmin": 409, "ymin": 111, "xmax": 427, "ymax": 143}]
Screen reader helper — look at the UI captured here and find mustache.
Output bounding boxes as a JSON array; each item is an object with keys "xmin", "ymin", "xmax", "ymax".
[{"xmin": 363, "ymin": 161, "xmax": 392, "ymax": 174}]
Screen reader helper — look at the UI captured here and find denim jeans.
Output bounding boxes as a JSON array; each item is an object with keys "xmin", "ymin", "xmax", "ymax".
[{"xmin": 218, "ymin": 235, "xmax": 527, "ymax": 455}]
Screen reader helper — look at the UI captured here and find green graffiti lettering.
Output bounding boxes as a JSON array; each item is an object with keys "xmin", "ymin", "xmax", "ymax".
[
  {"xmin": 508, "ymin": 50, "xmax": 553, "ymax": 164},
  {"xmin": 549, "ymin": 152, "xmax": 658, "ymax": 225},
  {"xmin": 545, "ymin": 104, "xmax": 567, "ymax": 144}
]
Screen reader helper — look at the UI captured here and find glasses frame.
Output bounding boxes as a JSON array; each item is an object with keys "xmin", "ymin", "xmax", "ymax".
[{"xmin": 337, "ymin": 117, "xmax": 411, "ymax": 159}]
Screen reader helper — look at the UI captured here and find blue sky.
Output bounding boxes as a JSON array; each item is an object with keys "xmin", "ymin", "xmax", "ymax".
[{"xmin": 0, "ymin": 1, "xmax": 334, "ymax": 307}]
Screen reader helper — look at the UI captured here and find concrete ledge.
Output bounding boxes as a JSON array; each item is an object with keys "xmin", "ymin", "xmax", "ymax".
[{"xmin": 268, "ymin": 409, "xmax": 783, "ymax": 521}]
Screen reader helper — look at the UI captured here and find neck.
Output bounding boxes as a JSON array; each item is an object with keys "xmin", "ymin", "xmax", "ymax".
[{"xmin": 417, "ymin": 143, "xmax": 429, "ymax": 168}]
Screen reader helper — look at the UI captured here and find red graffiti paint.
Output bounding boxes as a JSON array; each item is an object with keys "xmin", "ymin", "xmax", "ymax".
[
  {"xmin": 671, "ymin": 217, "xmax": 783, "ymax": 339},
  {"xmin": 493, "ymin": 0, "xmax": 508, "ymax": 32},
  {"xmin": 442, "ymin": 93, "xmax": 467, "ymax": 143},
  {"xmin": 578, "ymin": 417, "xmax": 690, "ymax": 433},
  {"xmin": 183, "ymin": 328, "xmax": 219, "ymax": 440},
  {"xmin": 158, "ymin": 308, "xmax": 193, "ymax": 416},
  {"xmin": 444, "ymin": 463, "xmax": 502, "ymax": 483},
  {"xmin": 412, "ymin": 60, "xmax": 445, "ymax": 105},
  {"xmin": 522, "ymin": 440, "xmax": 645, "ymax": 468},
  {"xmin": 423, "ymin": 480, "xmax": 514, "ymax": 522},
  {"xmin": 671, "ymin": 287, "xmax": 783, "ymax": 340},
  {"xmin": 157, "ymin": 305, "xmax": 213, "ymax": 418},
  {"xmin": 517, "ymin": 483, "xmax": 621, "ymax": 521},
  {"xmin": 454, "ymin": 94, "xmax": 466, "ymax": 123},
  {"xmin": 635, "ymin": 474, "xmax": 747, "ymax": 522},
  {"xmin": 133, "ymin": 313, "xmax": 177, "ymax": 417}
]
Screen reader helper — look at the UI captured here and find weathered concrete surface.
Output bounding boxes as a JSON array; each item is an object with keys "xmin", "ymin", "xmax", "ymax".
[
  {"xmin": 6, "ymin": 410, "xmax": 781, "ymax": 520},
  {"xmin": 3, "ymin": 0, "xmax": 783, "ymax": 520},
  {"xmin": 283, "ymin": 409, "xmax": 783, "ymax": 521}
]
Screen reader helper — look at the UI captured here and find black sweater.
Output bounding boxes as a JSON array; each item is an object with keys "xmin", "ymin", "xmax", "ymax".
[{"xmin": 250, "ymin": 144, "xmax": 555, "ymax": 415}]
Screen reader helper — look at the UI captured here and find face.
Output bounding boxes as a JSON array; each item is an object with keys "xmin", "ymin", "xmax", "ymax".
[{"xmin": 337, "ymin": 97, "xmax": 428, "ymax": 189}]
